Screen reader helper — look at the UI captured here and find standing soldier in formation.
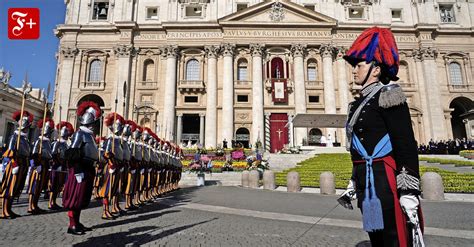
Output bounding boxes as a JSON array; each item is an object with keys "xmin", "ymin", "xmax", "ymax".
[
  {"xmin": 62, "ymin": 101, "xmax": 100, "ymax": 235},
  {"xmin": 49, "ymin": 121, "xmax": 74, "ymax": 210},
  {"xmin": 139, "ymin": 128, "xmax": 152, "ymax": 204},
  {"xmin": 93, "ymin": 136, "xmax": 107, "ymax": 200},
  {"xmin": 340, "ymin": 27, "xmax": 424, "ymax": 246},
  {"xmin": 28, "ymin": 118, "xmax": 55, "ymax": 214},
  {"xmin": 120, "ymin": 120, "xmax": 132, "ymax": 210},
  {"xmin": 1, "ymin": 111, "xmax": 33, "ymax": 219},
  {"xmin": 100, "ymin": 112, "xmax": 124, "ymax": 219},
  {"xmin": 124, "ymin": 121, "xmax": 139, "ymax": 210},
  {"xmin": 130, "ymin": 124, "xmax": 143, "ymax": 207}
]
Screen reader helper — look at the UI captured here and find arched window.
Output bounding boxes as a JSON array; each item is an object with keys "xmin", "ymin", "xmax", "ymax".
[
  {"xmin": 88, "ymin": 59, "xmax": 102, "ymax": 82},
  {"xmin": 449, "ymin": 62, "xmax": 463, "ymax": 85},
  {"xmin": 398, "ymin": 61, "xmax": 409, "ymax": 84},
  {"xmin": 143, "ymin": 59, "xmax": 155, "ymax": 82},
  {"xmin": 308, "ymin": 128, "xmax": 322, "ymax": 145},
  {"xmin": 307, "ymin": 59, "xmax": 318, "ymax": 81},
  {"xmin": 237, "ymin": 59, "xmax": 248, "ymax": 81},
  {"xmin": 185, "ymin": 59, "xmax": 200, "ymax": 81}
]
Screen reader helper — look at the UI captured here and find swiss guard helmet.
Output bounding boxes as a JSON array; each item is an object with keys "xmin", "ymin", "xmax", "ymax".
[
  {"xmin": 37, "ymin": 118, "xmax": 55, "ymax": 137},
  {"xmin": 56, "ymin": 121, "xmax": 74, "ymax": 138},
  {"xmin": 104, "ymin": 112, "xmax": 125, "ymax": 135},
  {"xmin": 13, "ymin": 110, "xmax": 33, "ymax": 130},
  {"xmin": 77, "ymin": 101, "xmax": 101, "ymax": 125},
  {"xmin": 343, "ymin": 27, "xmax": 400, "ymax": 84}
]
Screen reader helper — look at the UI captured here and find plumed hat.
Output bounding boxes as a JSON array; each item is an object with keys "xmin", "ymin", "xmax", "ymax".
[
  {"xmin": 56, "ymin": 121, "xmax": 74, "ymax": 135},
  {"xmin": 77, "ymin": 101, "xmax": 101, "ymax": 125},
  {"xmin": 125, "ymin": 120, "xmax": 138, "ymax": 132},
  {"xmin": 104, "ymin": 112, "xmax": 125, "ymax": 127},
  {"xmin": 37, "ymin": 118, "xmax": 55, "ymax": 129},
  {"xmin": 12, "ymin": 110, "xmax": 33, "ymax": 123},
  {"xmin": 343, "ymin": 27, "xmax": 399, "ymax": 83}
]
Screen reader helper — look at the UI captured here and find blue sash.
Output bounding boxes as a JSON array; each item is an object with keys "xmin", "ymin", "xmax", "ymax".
[{"xmin": 352, "ymin": 133, "xmax": 393, "ymax": 232}]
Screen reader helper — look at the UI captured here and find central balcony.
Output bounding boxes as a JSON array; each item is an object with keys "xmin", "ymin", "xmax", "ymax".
[{"xmin": 178, "ymin": 80, "xmax": 206, "ymax": 93}]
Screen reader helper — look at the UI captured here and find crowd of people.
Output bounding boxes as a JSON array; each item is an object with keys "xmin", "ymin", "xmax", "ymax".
[
  {"xmin": 418, "ymin": 138, "xmax": 473, "ymax": 154},
  {"xmin": 0, "ymin": 101, "xmax": 182, "ymax": 235}
]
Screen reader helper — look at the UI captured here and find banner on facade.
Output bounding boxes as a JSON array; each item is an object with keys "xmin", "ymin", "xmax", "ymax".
[{"xmin": 272, "ymin": 79, "xmax": 288, "ymax": 103}]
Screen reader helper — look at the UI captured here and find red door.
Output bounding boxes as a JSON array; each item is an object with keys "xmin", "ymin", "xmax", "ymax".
[{"xmin": 270, "ymin": 114, "xmax": 289, "ymax": 153}]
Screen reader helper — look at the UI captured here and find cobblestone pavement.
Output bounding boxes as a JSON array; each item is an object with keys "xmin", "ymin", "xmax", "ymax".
[{"xmin": 0, "ymin": 186, "xmax": 472, "ymax": 246}]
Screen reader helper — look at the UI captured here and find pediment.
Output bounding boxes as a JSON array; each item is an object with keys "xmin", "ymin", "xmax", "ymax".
[{"xmin": 219, "ymin": 1, "xmax": 337, "ymax": 26}]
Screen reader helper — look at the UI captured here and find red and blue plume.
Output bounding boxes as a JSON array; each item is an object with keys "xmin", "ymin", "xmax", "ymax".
[
  {"xmin": 343, "ymin": 27, "xmax": 399, "ymax": 80},
  {"xmin": 12, "ymin": 110, "xmax": 33, "ymax": 122},
  {"xmin": 37, "ymin": 118, "xmax": 55, "ymax": 129},
  {"xmin": 125, "ymin": 120, "xmax": 138, "ymax": 132},
  {"xmin": 56, "ymin": 121, "xmax": 74, "ymax": 134},
  {"xmin": 77, "ymin": 101, "xmax": 101, "ymax": 118},
  {"xmin": 104, "ymin": 112, "xmax": 125, "ymax": 127}
]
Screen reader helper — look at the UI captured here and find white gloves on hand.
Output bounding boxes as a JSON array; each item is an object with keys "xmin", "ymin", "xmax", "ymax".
[
  {"xmin": 400, "ymin": 194, "xmax": 420, "ymax": 225},
  {"xmin": 341, "ymin": 179, "xmax": 357, "ymax": 200},
  {"xmin": 36, "ymin": 165, "xmax": 42, "ymax": 174},
  {"xmin": 12, "ymin": 166, "xmax": 19, "ymax": 175},
  {"xmin": 75, "ymin": 173, "xmax": 84, "ymax": 183},
  {"xmin": 109, "ymin": 168, "xmax": 116, "ymax": 174}
]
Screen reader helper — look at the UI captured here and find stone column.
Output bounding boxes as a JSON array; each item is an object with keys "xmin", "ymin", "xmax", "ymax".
[
  {"xmin": 176, "ymin": 113, "xmax": 183, "ymax": 145},
  {"xmin": 113, "ymin": 44, "xmax": 135, "ymax": 118},
  {"xmin": 336, "ymin": 47, "xmax": 349, "ymax": 147},
  {"xmin": 419, "ymin": 47, "xmax": 447, "ymax": 141},
  {"xmin": 204, "ymin": 45, "xmax": 220, "ymax": 148},
  {"xmin": 291, "ymin": 44, "xmax": 307, "ymax": 146},
  {"xmin": 200, "ymin": 113, "xmax": 205, "ymax": 145},
  {"xmin": 162, "ymin": 45, "xmax": 179, "ymax": 141},
  {"xmin": 57, "ymin": 46, "xmax": 78, "ymax": 123},
  {"xmin": 221, "ymin": 44, "xmax": 235, "ymax": 143},
  {"xmin": 320, "ymin": 44, "xmax": 337, "ymax": 139},
  {"xmin": 250, "ymin": 43, "xmax": 265, "ymax": 144},
  {"xmin": 413, "ymin": 49, "xmax": 432, "ymax": 144},
  {"xmin": 264, "ymin": 113, "xmax": 271, "ymax": 152}
]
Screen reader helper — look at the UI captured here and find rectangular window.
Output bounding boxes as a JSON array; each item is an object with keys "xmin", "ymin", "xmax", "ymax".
[
  {"xmin": 237, "ymin": 95, "xmax": 249, "ymax": 103},
  {"xmin": 92, "ymin": 0, "xmax": 109, "ymax": 21},
  {"xmin": 237, "ymin": 67, "xmax": 247, "ymax": 81},
  {"xmin": 304, "ymin": 4, "xmax": 315, "ymax": 11},
  {"xmin": 307, "ymin": 67, "xmax": 317, "ymax": 81},
  {"xmin": 348, "ymin": 7, "xmax": 364, "ymax": 19},
  {"xmin": 440, "ymin": 5, "xmax": 455, "ymax": 23},
  {"xmin": 391, "ymin": 9, "xmax": 402, "ymax": 22},
  {"xmin": 184, "ymin": 96, "xmax": 198, "ymax": 103},
  {"xmin": 308, "ymin": 96, "xmax": 319, "ymax": 103},
  {"xmin": 146, "ymin": 7, "xmax": 159, "ymax": 20},
  {"xmin": 185, "ymin": 6, "xmax": 203, "ymax": 17},
  {"xmin": 237, "ymin": 3, "xmax": 248, "ymax": 12}
]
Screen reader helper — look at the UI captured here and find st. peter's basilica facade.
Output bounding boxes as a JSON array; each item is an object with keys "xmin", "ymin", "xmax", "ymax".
[{"xmin": 54, "ymin": 0, "xmax": 474, "ymax": 152}]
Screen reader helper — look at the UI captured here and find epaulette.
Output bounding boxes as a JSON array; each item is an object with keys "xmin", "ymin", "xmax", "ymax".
[{"xmin": 379, "ymin": 84, "xmax": 406, "ymax": 108}]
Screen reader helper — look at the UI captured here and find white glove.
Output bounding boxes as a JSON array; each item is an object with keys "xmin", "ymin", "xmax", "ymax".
[
  {"xmin": 36, "ymin": 165, "xmax": 42, "ymax": 174},
  {"xmin": 56, "ymin": 166, "xmax": 62, "ymax": 172},
  {"xmin": 75, "ymin": 173, "xmax": 84, "ymax": 183},
  {"xmin": 131, "ymin": 169, "xmax": 136, "ymax": 174},
  {"xmin": 400, "ymin": 194, "xmax": 419, "ymax": 225},
  {"xmin": 341, "ymin": 179, "xmax": 357, "ymax": 200},
  {"xmin": 120, "ymin": 167, "xmax": 125, "ymax": 172},
  {"xmin": 12, "ymin": 166, "xmax": 19, "ymax": 175},
  {"xmin": 109, "ymin": 168, "xmax": 116, "ymax": 174},
  {"xmin": 140, "ymin": 168, "xmax": 145, "ymax": 174}
]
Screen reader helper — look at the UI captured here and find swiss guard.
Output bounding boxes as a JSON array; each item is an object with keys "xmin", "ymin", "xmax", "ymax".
[
  {"xmin": 338, "ymin": 27, "xmax": 424, "ymax": 247},
  {"xmin": 1, "ymin": 110, "xmax": 33, "ymax": 219},
  {"xmin": 125, "ymin": 120, "xmax": 140, "ymax": 210},
  {"xmin": 62, "ymin": 101, "xmax": 100, "ymax": 235},
  {"xmin": 28, "ymin": 118, "xmax": 55, "ymax": 214},
  {"xmin": 49, "ymin": 121, "xmax": 74, "ymax": 210},
  {"xmin": 99, "ymin": 112, "xmax": 125, "ymax": 219}
]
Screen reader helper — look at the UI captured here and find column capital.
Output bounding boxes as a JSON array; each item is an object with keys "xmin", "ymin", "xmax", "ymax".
[
  {"xmin": 113, "ymin": 44, "xmax": 136, "ymax": 58},
  {"xmin": 162, "ymin": 45, "xmax": 180, "ymax": 58},
  {"xmin": 205, "ymin": 45, "xmax": 221, "ymax": 59},
  {"xmin": 199, "ymin": 113, "xmax": 206, "ymax": 117},
  {"xmin": 250, "ymin": 43, "xmax": 265, "ymax": 57},
  {"xmin": 414, "ymin": 47, "xmax": 438, "ymax": 61},
  {"xmin": 335, "ymin": 46, "xmax": 348, "ymax": 60},
  {"xmin": 221, "ymin": 43, "xmax": 235, "ymax": 57},
  {"xmin": 290, "ymin": 44, "xmax": 307, "ymax": 58},
  {"xmin": 60, "ymin": 46, "xmax": 78, "ymax": 59},
  {"xmin": 319, "ymin": 44, "xmax": 335, "ymax": 59},
  {"xmin": 176, "ymin": 113, "xmax": 183, "ymax": 117}
]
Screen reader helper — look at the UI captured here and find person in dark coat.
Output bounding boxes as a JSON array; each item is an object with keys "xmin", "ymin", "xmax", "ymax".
[
  {"xmin": 62, "ymin": 101, "xmax": 100, "ymax": 235},
  {"xmin": 339, "ymin": 27, "xmax": 424, "ymax": 247}
]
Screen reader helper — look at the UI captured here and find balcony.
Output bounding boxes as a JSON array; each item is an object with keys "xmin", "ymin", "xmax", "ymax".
[
  {"xmin": 305, "ymin": 80, "xmax": 323, "ymax": 89},
  {"xmin": 181, "ymin": 133, "xmax": 200, "ymax": 141},
  {"xmin": 449, "ymin": 84, "xmax": 473, "ymax": 92},
  {"xmin": 178, "ymin": 80, "xmax": 206, "ymax": 93},
  {"xmin": 264, "ymin": 78, "xmax": 293, "ymax": 93},
  {"xmin": 235, "ymin": 80, "xmax": 251, "ymax": 89},
  {"xmin": 80, "ymin": 81, "xmax": 105, "ymax": 90},
  {"xmin": 136, "ymin": 81, "xmax": 158, "ymax": 90}
]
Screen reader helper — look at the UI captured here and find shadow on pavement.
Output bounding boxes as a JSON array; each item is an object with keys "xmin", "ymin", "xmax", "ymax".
[
  {"xmin": 74, "ymin": 218, "xmax": 218, "ymax": 246},
  {"xmin": 355, "ymin": 240, "xmax": 371, "ymax": 247}
]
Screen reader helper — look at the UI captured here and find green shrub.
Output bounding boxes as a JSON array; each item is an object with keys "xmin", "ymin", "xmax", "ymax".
[
  {"xmin": 419, "ymin": 157, "xmax": 474, "ymax": 167},
  {"xmin": 275, "ymin": 153, "xmax": 474, "ymax": 193}
]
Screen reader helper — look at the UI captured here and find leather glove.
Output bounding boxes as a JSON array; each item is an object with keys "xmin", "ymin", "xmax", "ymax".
[
  {"xmin": 400, "ymin": 194, "xmax": 420, "ymax": 225},
  {"xmin": 75, "ymin": 172, "xmax": 84, "ymax": 183}
]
